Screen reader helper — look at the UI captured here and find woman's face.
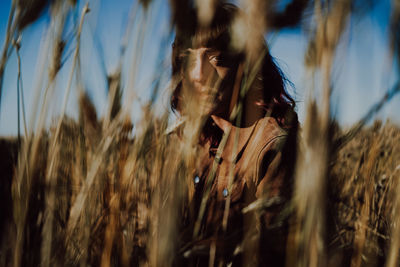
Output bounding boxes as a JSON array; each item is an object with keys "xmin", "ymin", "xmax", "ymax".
[{"xmin": 180, "ymin": 47, "xmax": 237, "ymax": 118}]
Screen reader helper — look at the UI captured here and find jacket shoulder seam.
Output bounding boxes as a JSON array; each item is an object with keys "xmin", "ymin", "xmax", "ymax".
[{"xmin": 255, "ymin": 134, "xmax": 288, "ymax": 182}]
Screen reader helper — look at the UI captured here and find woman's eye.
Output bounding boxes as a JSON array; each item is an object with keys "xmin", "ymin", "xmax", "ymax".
[
  {"xmin": 179, "ymin": 51, "xmax": 196, "ymax": 67},
  {"xmin": 208, "ymin": 55, "xmax": 221, "ymax": 64},
  {"xmin": 179, "ymin": 51, "xmax": 190, "ymax": 61}
]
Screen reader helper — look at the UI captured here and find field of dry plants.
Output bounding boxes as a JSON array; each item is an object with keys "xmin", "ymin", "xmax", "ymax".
[{"xmin": 0, "ymin": 0, "xmax": 399, "ymax": 266}]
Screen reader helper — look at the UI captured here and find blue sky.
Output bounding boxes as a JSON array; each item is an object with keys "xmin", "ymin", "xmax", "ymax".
[{"xmin": 0, "ymin": 0, "xmax": 398, "ymax": 136}]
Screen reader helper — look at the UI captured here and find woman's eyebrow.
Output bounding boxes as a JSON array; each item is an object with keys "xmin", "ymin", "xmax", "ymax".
[
  {"xmin": 205, "ymin": 48, "xmax": 219, "ymax": 53},
  {"xmin": 178, "ymin": 49, "xmax": 191, "ymax": 57},
  {"xmin": 186, "ymin": 48, "xmax": 213, "ymax": 53}
]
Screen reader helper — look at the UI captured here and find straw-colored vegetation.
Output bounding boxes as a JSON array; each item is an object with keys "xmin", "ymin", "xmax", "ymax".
[{"xmin": 0, "ymin": 0, "xmax": 399, "ymax": 266}]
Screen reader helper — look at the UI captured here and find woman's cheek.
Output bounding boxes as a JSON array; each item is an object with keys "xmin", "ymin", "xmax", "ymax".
[{"xmin": 215, "ymin": 66, "xmax": 229, "ymax": 79}]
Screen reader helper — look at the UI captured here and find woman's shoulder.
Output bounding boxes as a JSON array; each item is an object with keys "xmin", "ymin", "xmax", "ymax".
[
  {"xmin": 252, "ymin": 116, "xmax": 291, "ymax": 147},
  {"xmin": 250, "ymin": 116, "xmax": 297, "ymax": 177},
  {"xmin": 251, "ymin": 116, "xmax": 297, "ymax": 200}
]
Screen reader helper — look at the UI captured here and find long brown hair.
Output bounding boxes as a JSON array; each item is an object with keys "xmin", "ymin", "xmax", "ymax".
[{"xmin": 170, "ymin": 3, "xmax": 298, "ymax": 144}]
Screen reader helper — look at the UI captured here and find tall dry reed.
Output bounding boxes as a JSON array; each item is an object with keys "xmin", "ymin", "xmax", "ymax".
[{"xmin": 0, "ymin": 0, "xmax": 399, "ymax": 267}]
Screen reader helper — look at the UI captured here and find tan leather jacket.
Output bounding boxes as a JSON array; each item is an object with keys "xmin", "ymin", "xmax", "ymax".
[{"xmin": 179, "ymin": 116, "xmax": 297, "ymax": 265}]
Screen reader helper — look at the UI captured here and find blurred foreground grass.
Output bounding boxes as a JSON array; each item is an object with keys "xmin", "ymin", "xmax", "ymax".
[
  {"xmin": 0, "ymin": 115, "xmax": 399, "ymax": 266},
  {"xmin": 0, "ymin": 0, "xmax": 399, "ymax": 266}
]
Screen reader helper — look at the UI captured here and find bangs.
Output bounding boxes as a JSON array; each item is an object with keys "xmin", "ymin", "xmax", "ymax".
[
  {"xmin": 191, "ymin": 25, "xmax": 232, "ymax": 51},
  {"xmin": 175, "ymin": 3, "xmax": 239, "ymax": 51}
]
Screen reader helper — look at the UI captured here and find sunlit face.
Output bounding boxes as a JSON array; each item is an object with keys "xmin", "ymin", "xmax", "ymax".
[{"xmin": 180, "ymin": 47, "xmax": 236, "ymax": 118}]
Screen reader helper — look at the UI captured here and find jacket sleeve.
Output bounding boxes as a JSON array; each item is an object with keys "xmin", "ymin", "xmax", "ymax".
[{"xmin": 255, "ymin": 134, "xmax": 296, "ymax": 228}]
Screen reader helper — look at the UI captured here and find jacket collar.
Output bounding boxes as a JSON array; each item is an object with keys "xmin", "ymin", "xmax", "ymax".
[
  {"xmin": 166, "ymin": 115, "xmax": 260, "ymax": 163},
  {"xmin": 210, "ymin": 115, "xmax": 259, "ymax": 164}
]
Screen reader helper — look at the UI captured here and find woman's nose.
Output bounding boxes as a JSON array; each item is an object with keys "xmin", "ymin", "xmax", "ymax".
[{"xmin": 190, "ymin": 53, "xmax": 211, "ymax": 84}]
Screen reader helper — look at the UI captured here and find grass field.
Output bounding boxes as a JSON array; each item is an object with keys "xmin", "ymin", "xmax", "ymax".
[{"xmin": 0, "ymin": 0, "xmax": 399, "ymax": 266}]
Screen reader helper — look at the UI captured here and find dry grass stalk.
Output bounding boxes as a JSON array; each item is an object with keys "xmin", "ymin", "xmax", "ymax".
[
  {"xmin": 288, "ymin": 1, "xmax": 352, "ymax": 267},
  {"xmin": 234, "ymin": 0, "xmax": 268, "ymax": 63},
  {"xmin": 0, "ymin": 1, "xmax": 399, "ymax": 267},
  {"xmin": 288, "ymin": 102, "xmax": 328, "ymax": 267},
  {"xmin": 0, "ymin": 2, "xmax": 16, "ymax": 110},
  {"xmin": 40, "ymin": 4, "xmax": 89, "ymax": 266},
  {"xmin": 12, "ymin": 35, "xmax": 28, "ymax": 142},
  {"xmin": 195, "ymin": 0, "xmax": 216, "ymax": 27},
  {"xmin": 11, "ymin": 2, "xmax": 73, "ymax": 266},
  {"xmin": 386, "ymin": 166, "xmax": 400, "ymax": 267},
  {"xmin": 386, "ymin": 1, "xmax": 400, "ymax": 265},
  {"xmin": 350, "ymin": 140, "xmax": 380, "ymax": 267}
]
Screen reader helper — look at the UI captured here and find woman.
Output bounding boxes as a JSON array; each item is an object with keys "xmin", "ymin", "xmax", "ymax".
[{"xmin": 170, "ymin": 3, "xmax": 298, "ymax": 266}]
